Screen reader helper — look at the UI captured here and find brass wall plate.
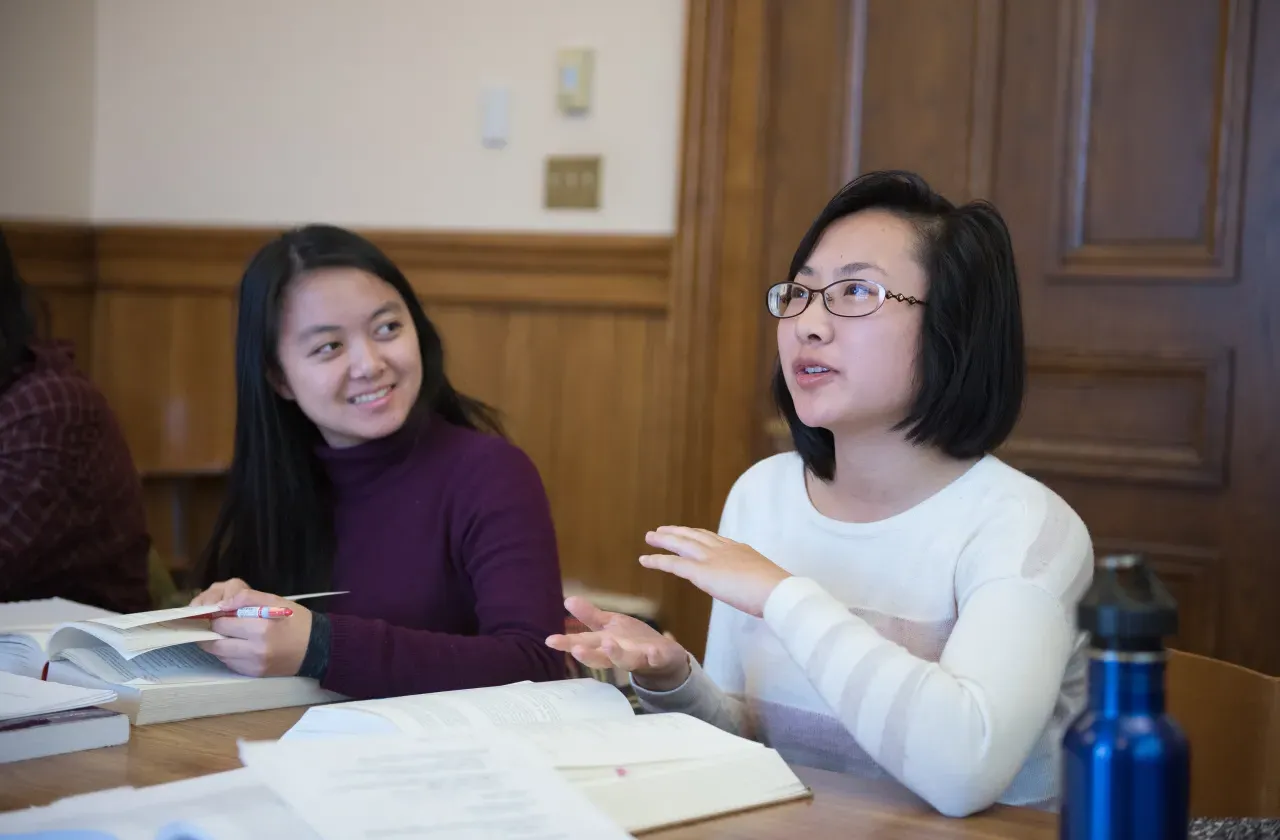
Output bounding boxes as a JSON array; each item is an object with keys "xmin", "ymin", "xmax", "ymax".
[{"xmin": 544, "ymin": 155, "xmax": 602, "ymax": 209}]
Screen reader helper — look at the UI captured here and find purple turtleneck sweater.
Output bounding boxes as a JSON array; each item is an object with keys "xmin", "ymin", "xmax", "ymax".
[{"xmin": 311, "ymin": 414, "xmax": 567, "ymax": 700}]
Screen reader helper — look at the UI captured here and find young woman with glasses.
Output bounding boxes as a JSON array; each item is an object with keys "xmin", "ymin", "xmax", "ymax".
[
  {"xmin": 548, "ymin": 171, "xmax": 1093, "ymax": 817},
  {"xmin": 189, "ymin": 225, "xmax": 566, "ymax": 699}
]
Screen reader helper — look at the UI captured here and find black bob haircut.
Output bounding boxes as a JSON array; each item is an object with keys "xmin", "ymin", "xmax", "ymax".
[
  {"xmin": 0, "ymin": 229, "xmax": 37, "ymax": 390},
  {"xmin": 772, "ymin": 170, "xmax": 1025, "ymax": 482},
  {"xmin": 199, "ymin": 224, "xmax": 502, "ymax": 595}
]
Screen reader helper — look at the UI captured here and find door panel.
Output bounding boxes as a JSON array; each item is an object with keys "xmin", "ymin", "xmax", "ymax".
[{"xmin": 755, "ymin": 0, "xmax": 1279, "ymax": 673}]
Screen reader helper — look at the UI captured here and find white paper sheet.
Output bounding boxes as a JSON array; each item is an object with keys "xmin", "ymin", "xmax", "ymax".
[
  {"xmin": 86, "ymin": 591, "xmax": 350, "ymax": 630},
  {"xmin": 0, "ymin": 768, "xmax": 317, "ymax": 839},
  {"xmin": 0, "ymin": 597, "xmax": 117, "ymax": 631},
  {"xmin": 0, "ymin": 671, "xmax": 116, "ymax": 721},
  {"xmin": 284, "ymin": 677, "xmax": 634, "ymax": 739},
  {"xmin": 239, "ymin": 732, "xmax": 633, "ymax": 840}
]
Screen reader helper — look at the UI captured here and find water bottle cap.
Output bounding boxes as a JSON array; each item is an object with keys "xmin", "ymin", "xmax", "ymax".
[{"xmin": 1077, "ymin": 553, "xmax": 1179, "ymax": 651}]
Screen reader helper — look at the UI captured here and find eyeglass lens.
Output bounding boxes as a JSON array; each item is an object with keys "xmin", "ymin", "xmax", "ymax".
[{"xmin": 767, "ymin": 280, "xmax": 882, "ymax": 318}]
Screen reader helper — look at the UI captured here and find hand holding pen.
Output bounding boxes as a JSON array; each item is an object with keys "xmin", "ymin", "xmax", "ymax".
[
  {"xmin": 207, "ymin": 605, "xmax": 293, "ymax": 619},
  {"xmin": 196, "ymin": 587, "xmax": 313, "ymax": 677}
]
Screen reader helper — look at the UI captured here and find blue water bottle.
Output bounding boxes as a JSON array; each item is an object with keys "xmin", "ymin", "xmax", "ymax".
[{"xmin": 1061, "ymin": 553, "xmax": 1189, "ymax": 839}]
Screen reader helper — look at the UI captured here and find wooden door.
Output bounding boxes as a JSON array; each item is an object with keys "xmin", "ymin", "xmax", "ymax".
[{"xmin": 746, "ymin": 0, "xmax": 1279, "ymax": 674}]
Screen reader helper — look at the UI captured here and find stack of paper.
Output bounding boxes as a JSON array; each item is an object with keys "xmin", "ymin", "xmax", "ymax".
[
  {"xmin": 0, "ymin": 768, "xmax": 317, "ymax": 838},
  {"xmin": 283, "ymin": 677, "xmax": 812, "ymax": 833},
  {"xmin": 0, "ymin": 671, "xmax": 129, "ymax": 763},
  {"xmin": 0, "ymin": 671, "xmax": 116, "ymax": 721},
  {"xmin": 0, "ymin": 739, "xmax": 633, "ymax": 840}
]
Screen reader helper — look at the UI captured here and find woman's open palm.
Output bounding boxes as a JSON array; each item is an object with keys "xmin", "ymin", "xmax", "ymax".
[{"xmin": 546, "ymin": 596, "xmax": 691, "ymax": 692}]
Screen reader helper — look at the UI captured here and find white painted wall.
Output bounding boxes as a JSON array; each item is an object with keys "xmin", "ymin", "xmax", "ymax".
[
  {"xmin": 0, "ymin": 0, "xmax": 96, "ymax": 220},
  {"xmin": 90, "ymin": 0, "xmax": 687, "ymax": 232}
]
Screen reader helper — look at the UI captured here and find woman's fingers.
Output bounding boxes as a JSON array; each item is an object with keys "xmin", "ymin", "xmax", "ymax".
[
  {"xmin": 644, "ymin": 529, "xmax": 718, "ymax": 559},
  {"xmin": 209, "ymin": 617, "xmax": 270, "ymax": 640},
  {"xmin": 189, "ymin": 586, "xmax": 223, "ymax": 607},
  {"xmin": 598, "ymin": 637, "xmax": 650, "ymax": 672},
  {"xmin": 652, "ymin": 526, "xmax": 724, "ymax": 547},
  {"xmin": 196, "ymin": 637, "xmax": 255, "ymax": 660},
  {"xmin": 189, "ymin": 577, "xmax": 250, "ymax": 607},
  {"xmin": 216, "ymin": 588, "xmax": 291, "ymax": 611},
  {"xmin": 639, "ymin": 552, "xmax": 701, "ymax": 583},
  {"xmin": 563, "ymin": 596, "xmax": 614, "ymax": 631},
  {"xmin": 568, "ymin": 643, "xmax": 622, "ymax": 670},
  {"xmin": 545, "ymin": 630, "xmax": 608, "ymax": 652},
  {"xmin": 550, "ymin": 630, "xmax": 657, "ymax": 672}
]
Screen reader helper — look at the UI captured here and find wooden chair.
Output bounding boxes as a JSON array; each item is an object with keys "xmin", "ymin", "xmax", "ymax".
[{"xmin": 1166, "ymin": 648, "xmax": 1280, "ymax": 817}]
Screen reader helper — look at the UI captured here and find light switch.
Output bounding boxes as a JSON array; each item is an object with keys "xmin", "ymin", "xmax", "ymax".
[
  {"xmin": 556, "ymin": 49, "xmax": 594, "ymax": 115},
  {"xmin": 481, "ymin": 87, "xmax": 509, "ymax": 149},
  {"xmin": 545, "ymin": 156, "xmax": 601, "ymax": 209}
]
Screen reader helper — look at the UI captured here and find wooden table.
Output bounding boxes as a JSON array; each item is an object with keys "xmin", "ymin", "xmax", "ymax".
[{"xmin": 0, "ymin": 708, "xmax": 1057, "ymax": 838}]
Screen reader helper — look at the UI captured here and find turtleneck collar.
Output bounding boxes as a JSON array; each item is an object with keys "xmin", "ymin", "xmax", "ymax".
[{"xmin": 314, "ymin": 406, "xmax": 432, "ymax": 497}]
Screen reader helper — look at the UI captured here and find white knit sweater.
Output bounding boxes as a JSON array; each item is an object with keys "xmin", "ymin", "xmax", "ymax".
[{"xmin": 633, "ymin": 453, "xmax": 1093, "ymax": 817}]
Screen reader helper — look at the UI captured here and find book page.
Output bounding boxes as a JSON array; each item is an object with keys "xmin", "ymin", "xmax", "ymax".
[
  {"xmin": 510, "ymin": 712, "xmax": 764, "ymax": 768},
  {"xmin": 567, "ymin": 748, "xmax": 811, "ymax": 835},
  {"xmin": 286, "ymin": 677, "xmax": 635, "ymax": 739},
  {"xmin": 47, "ymin": 620, "xmax": 223, "ymax": 660},
  {"xmin": 0, "ymin": 671, "xmax": 116, "ymax": 720},
  {"xmin": 59, "ymin": 643, "xmax": 244, "ymax": 686},
  {"xmin": 0, "ymin": 629, "xmax": 50, "ymax": 679},
  {"xmin": 239, "ymin": 733, "xmax": 632, "ymax": 840}
]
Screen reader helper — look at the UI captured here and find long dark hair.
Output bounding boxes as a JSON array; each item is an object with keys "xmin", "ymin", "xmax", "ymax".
[
  {"xmin": 0, "ymin": 229, "xmax": 37, "ymax": 389},
  {"xmin": 773, "ymin": 170, "xmax": 1025, "ymax": 481},
  {"xmin": 199, "ymin": 224, "xmax": 502, "ymax": 594}
]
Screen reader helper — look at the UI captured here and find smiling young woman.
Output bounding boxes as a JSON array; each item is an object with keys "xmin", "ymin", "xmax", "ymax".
[
  {"xmin": 192, "ymin": 224, "xmax": 566, "ymax": 699},
  {"xmin": 547, "ymin": 171, "xmax": 1094, "ymax": 817}
]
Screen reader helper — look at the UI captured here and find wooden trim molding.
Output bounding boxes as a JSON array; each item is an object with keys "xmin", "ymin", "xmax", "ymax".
[
  {"xmin": 8, "ymin": 224, "xmax": 673, "ymax": 311},
  {"xmin": 2, "ymin": 222, "xmax": 96, "ymax": 290},
  {"xmin": 663, "ymin": 0, "xmax": 776, "ymax": 655},
  {"xmin": 92, "ymin": 227, "xmax": 673, "ymax": 311}
]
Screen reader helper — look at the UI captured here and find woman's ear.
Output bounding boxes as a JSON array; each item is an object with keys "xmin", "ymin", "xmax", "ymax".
[{"xmin": 267, "ymin": 368, "xmax": 295, "ymax": 401}]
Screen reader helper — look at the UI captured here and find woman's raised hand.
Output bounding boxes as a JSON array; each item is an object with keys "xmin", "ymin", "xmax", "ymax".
[{"xmin": 546, "ymin": 596, "xmax": 691, "ymax": 692}]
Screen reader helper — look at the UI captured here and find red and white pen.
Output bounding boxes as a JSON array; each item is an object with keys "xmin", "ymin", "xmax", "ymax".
[{"xmin": 211, "ymin": 606, "xmax": 294, "ymax": 619}]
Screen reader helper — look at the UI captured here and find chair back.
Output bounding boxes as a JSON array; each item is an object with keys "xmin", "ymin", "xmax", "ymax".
[{"xmin": 1166, "ymin": 648, "xmax": 1280, "ymax": 817}]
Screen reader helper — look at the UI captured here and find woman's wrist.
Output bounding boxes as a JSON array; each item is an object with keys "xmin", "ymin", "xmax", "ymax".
[
  {"xmin": 297, "ymin": 611, "xmax": 332, "ymax": 681},
  {"xmin": 632, "ymin": 654, "xmax": 693, "ymax": 693}
]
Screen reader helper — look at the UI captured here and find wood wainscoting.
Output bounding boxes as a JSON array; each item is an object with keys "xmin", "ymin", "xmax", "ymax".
[
  {"xmin": 6, "ymin": 223, "xmax": 682, "ymax": 618},
  {"xmin": 1, "ymin": 2, "xmax": 790, "ymax": 658}
]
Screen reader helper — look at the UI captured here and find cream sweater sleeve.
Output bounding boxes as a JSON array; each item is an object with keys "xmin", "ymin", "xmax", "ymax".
[
  {"xmin": 761, "ymin": 494, "xmax": 1092, "ymax": 817},
  {"xmin": 631, "ymin": 598, "xmax": 752, "ymax": 735},
  {"xmin": 631, "ymin": 481, "xmax": 754, "ymax": 735}
]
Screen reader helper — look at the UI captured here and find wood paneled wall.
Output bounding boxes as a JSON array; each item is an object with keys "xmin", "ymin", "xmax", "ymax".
[
  {"xmin": 719, "ymin": 0, "xmax": 1280, "ymax": 676},
  {"xmin": 6, "ymin": 224, "xmax": 683, "ymax": 613},
  {"xmin": 1, "ymin": 2, "xmax": 780, "ymax": 657}
]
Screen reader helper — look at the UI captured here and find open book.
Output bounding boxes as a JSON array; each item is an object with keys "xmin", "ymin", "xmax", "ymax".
[
  {"xmin": 283, "ymin": 678, "xmax": 812, "ymax": 834},
  {"xmin": 32, "ymin": 593, "xmax": 346, "ymax": 725},
  {"xmin": 0, "ymin": 597, "xmax": 119, "ymax": 679}
]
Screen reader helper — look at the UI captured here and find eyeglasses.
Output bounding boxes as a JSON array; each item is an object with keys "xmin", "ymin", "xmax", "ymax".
[{"xmin": 765, "ymin": 279, "xmax": 926, "ymax": 319}]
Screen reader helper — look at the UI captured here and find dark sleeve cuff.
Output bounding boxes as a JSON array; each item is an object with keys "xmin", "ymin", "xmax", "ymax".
[{"xmin": 297, "ymin": 611, "xmax": 332, "ymax": 681}]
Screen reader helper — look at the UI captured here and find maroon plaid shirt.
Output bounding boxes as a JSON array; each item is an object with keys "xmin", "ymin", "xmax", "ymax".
[{"xmin": 0, "ymin": 340, "xmax": 150, "ymax": 612}]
